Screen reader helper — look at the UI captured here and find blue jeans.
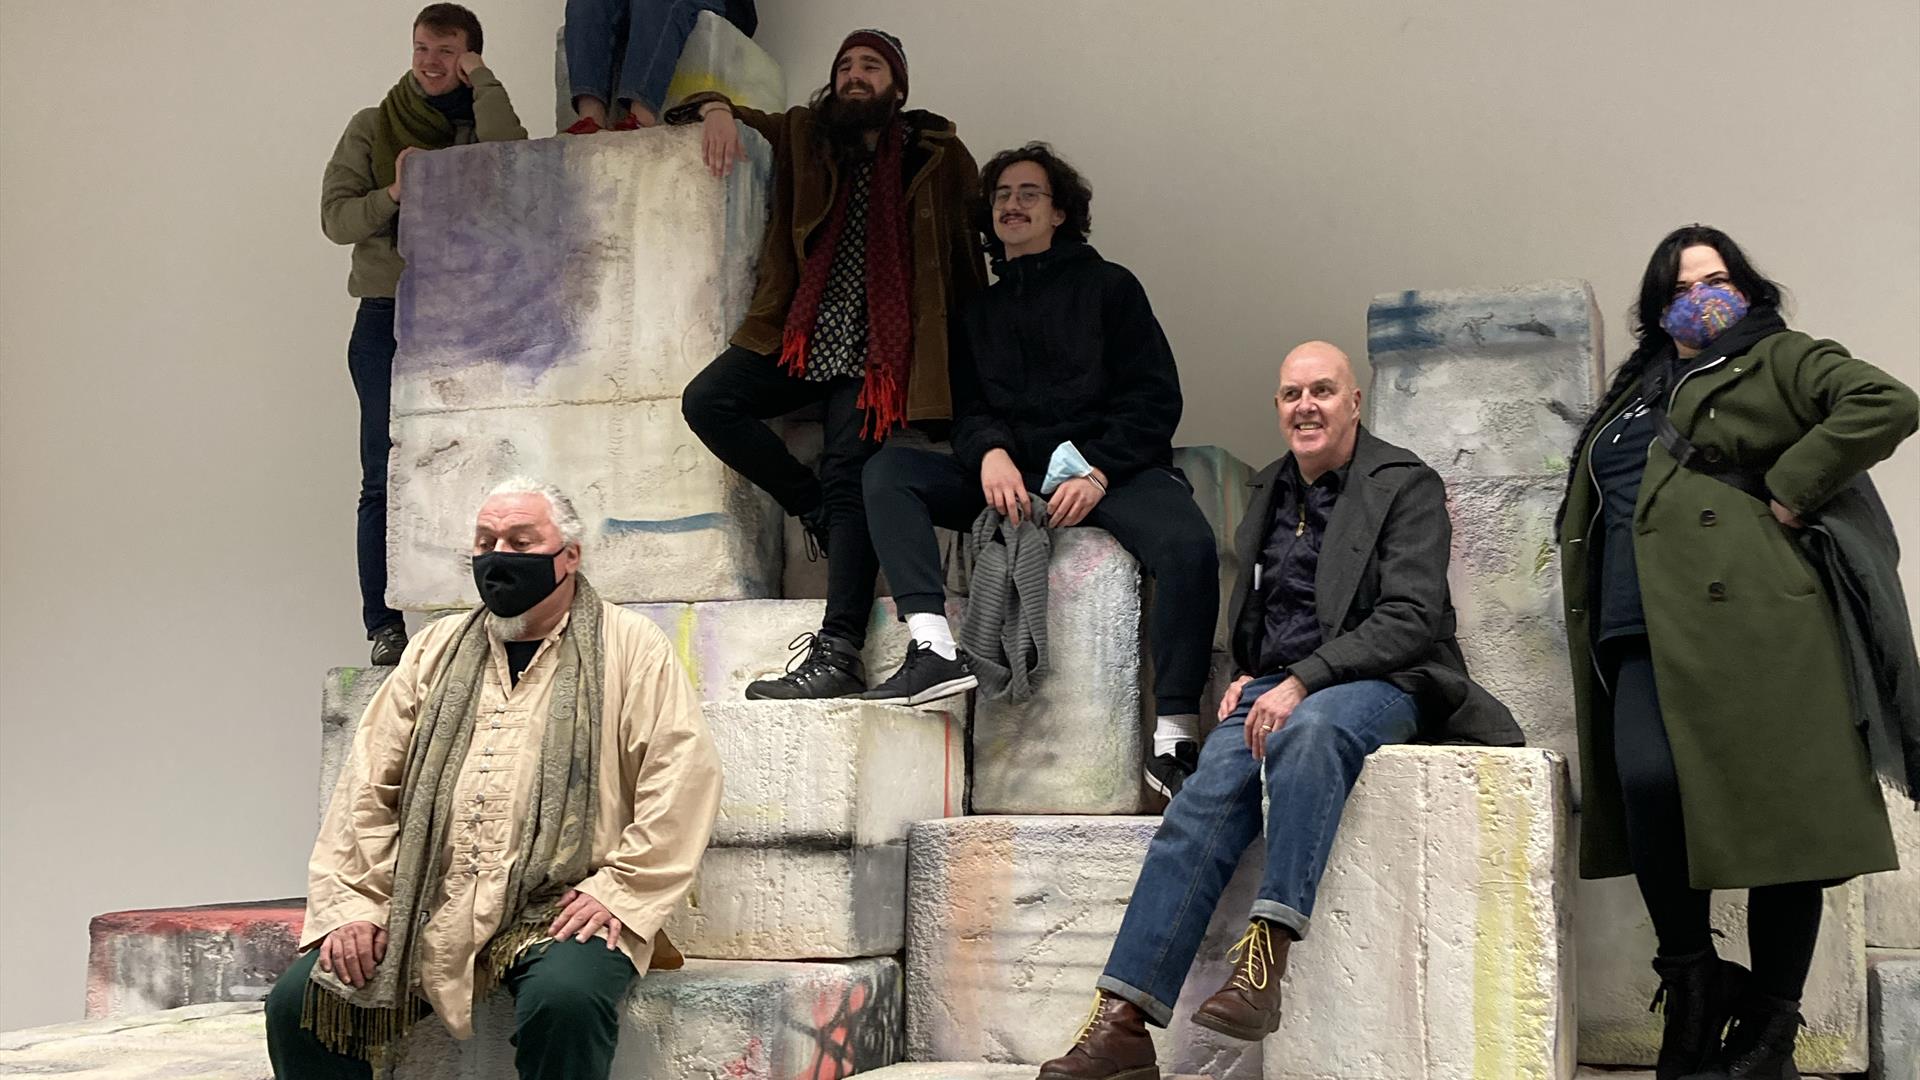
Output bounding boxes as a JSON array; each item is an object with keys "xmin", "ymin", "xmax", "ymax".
[
  {"xmin": 1097, "ymin": 675, "xmax": 1418, "ymax": 1025},
  {"xmin": 564, "ymin": 0, "xmax": 723, "ymax": 115},
  {"xmin": 346, "ymin": 299, "xmax": 403, "ymax": 637}
]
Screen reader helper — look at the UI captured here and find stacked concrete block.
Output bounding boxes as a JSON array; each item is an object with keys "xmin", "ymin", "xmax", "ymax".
[
  {"xmin": 85, "ymin": 900, "xmax": 303, "ymax": 1019},
  {"xmin": 1870, "ymin": 948, "xmax": 1920, "ymax": 1080},
  {"xmin": 1575, "ymin": 874, "xmax": 1868, "ymax": 1072},
  {"xmin": 0, "ymin": 1003, "xmax": 269, "ymax": 1078},
  {"xmin": 1171, "ymin": 444, "xmax": 1257, "ymax": 650},
  {"xmin": 395, "ymin": 958, "xmax": 901, "ymax": 1079},
  {"xmin": 553, "ymin": 12, "xmax": 785, "ymax": 134},
  {"xmin": 1870, "ymin": 780, "xmax": 1920, "ymax": 948},
  {"xmin": 319, "ymin": 665, "xmax": 388, "ymax": 822},
  {"xmin": 965, "ymin": 528, "xmax": 1148, "ymax": 815},
  {"xmin": 856, "ymin": 1066, "xmax": 1037, "ymax": 1080},
  {"xmin": 668, "ymin": 700, "xmax": 964, "ymax": 959},
  {"xmin": 385, "ymin": 124, "xmax": 778, "ymax": 609},
  {"xmin": 906, "ymin": 747, "xmax": 1573, "ymax": 1079},
  {"xmin": 1366, "ymin": 280, "xmax": 1605, "ymax": 788}
]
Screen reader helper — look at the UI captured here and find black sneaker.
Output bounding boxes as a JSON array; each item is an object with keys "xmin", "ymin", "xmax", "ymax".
[
  {"xmin": 861, "ymin": 642, "xmax": 977, "ymax": 705},
  {"xmin": 745, "ymin": 632, "xmax": 865, "ymax": 700},
  {"xmin": 1145, "ymin": 741, "xmax": 1199, "ymax": 800},
  {"xmin": 370, "ymin": 623, "xmax": 409, "ymax": 666}
]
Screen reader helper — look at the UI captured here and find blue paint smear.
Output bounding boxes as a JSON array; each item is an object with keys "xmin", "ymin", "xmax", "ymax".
[
  {"xmin": 1367, "ymin": 290, "xmax": 1443, "ymax": 354},
  {"xmin": 603, "ymin": 513, "xmax": 729, "ymax": 535}
]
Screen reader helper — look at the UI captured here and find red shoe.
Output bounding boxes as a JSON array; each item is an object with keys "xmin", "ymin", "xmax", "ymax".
[
  {"xmin": 611, "ymin": 113, "xmax": 646, "ymax": 131},
  {"xmin": 562, "ymin": 116, "xmax": 603, "ymax": 136}
]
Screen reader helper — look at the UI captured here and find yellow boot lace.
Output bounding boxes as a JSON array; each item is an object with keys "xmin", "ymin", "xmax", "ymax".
[
  {"xmin": 1227, "ymin": 920, "xmax": 1274, "ymax": 991},
  {"xmin": 1073, "ymin": 991, "xmax": 1107, "ymax": 1044}
]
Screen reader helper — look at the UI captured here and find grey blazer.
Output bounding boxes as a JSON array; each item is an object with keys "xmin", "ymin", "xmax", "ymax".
[{"xmin": 1227, "ymin": 427, "xmax": 1523, "ymax": 746}]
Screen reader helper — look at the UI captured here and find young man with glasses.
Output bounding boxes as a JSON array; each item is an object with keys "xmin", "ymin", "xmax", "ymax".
[{"xmin": 860, "ymin": 143, "xmax": 1218, "ymax": 798}]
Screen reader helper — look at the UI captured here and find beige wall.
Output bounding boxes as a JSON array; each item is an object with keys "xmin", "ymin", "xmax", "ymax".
[{"xmin": 0, "ymin": 0, "xmax": 1914, "ymax": 1032}]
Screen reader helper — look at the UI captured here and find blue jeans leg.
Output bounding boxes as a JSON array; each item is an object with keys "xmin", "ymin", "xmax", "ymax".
[
  {"xmin": 346, "ymin": 299, "xmax": 403, "ymax": 637},
  {"xmin": 1095, "ymin": 674, "xmax": 1283, "ymax": 1025},
  {"xmin": 1251, "ymin": 679, "xmax": 1419, "ymax": 934},
  {"xmin": 564, "ymin": 0, "xmax": 624, "ymax": 107},
  {"xmin": 617, "ymin": 0, "xmax": 723, "ymax": 115}
]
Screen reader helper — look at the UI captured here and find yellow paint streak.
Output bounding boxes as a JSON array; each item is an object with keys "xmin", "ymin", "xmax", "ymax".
[
  {"xmin": 673, "ymin": 605, "xmax": 700, "ymax": 693},
  {"xmin": 1473, "ymin": 755, "xmax": 1552, "ymax": 1078},
  {"xmin": 667, "ymin": 73, "xmax": 749, "ymax": 110}
]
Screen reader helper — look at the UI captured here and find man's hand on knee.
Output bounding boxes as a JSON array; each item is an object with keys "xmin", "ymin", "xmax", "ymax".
[
  {"xmin": 549, "ymin": 888, "xmax": 624, "ymax": 949},
  {"xmin": 1218, "ymin": 674, "xmax": 1254, "ymax": 721},
  {"xmin": 318, "ymin": 921, "xmax": 388, "ymax": 988},
  {"xmin": 1243, "ymin": 676, "xmax": 1307, "ymax": 757}
]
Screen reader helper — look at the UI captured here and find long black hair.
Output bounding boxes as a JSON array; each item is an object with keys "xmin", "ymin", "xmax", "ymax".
[
  {"xmin": 977, "ymin": 142, "xmax": 1094, "ymax": 260},
  {"xmin": 1555, "ymin": 225, "xmax": 1787, "ymax": 528}
]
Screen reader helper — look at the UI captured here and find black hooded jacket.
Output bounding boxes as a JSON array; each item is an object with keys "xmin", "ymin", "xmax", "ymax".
[{"xmin": 949, "ymin": 241, "xmax": 1182, "ymax": 485}]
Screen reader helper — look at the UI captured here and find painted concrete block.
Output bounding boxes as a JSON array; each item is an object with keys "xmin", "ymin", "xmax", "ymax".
[
  {"xmin": 965, "ymin": 528, "xmax": 1147, "ymax": 815},
  {"xmin": 1869, "ymin": 781, "xmax": 1920, "ymax": 948},
  {"xmin": 319, "ymin": 666, "xmax": 388, "ymax": 823},
  {"xmin": 1869, "ymin": 948, "xmax": 1920, "ymax": 1080},
  {"xmin": 906, "ymin": 747, "xmax": 1573, "ymax": 1080},
  {"xmin": 85, "ymin": 900, "xmax": 303, "ymax": 1019},
  {"xmin": 856, "ymin": 1066, "xmax": 1035, "ymax": 1080},
  {"xmin": 553, "ymin": 12, "xmax": 785, "ymax": 133},
  {"xmin": 0, "ymin": 1003, "xmax": 269, "ymax": 1079},
  {"xmin": 667, "ymin": 700, "xmax": 964, "ymax": 959},
  {"xmin": 1171, "ymin": 444, "xmax": 1256, "ymax": 651},
  {"xmin": 395, "ymin": 957, "xmax": 901, "ymax": 1080},
  {"xmin": 1445, "ymin": 475, "xmax": 1578, "ymax": 788},
  {"xmin": 386, "ymin": 125, "xmax": 778, "ymax": 609},
  {"xmin": 1366, "ymin": 279, "xmax": 1605, "ymax": 483},
  {"xmin": 1576, "ymin": 866, "xmax": 1868, "ymax": 1072}
]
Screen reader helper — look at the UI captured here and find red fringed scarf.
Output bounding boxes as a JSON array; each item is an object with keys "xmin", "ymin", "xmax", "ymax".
[{"xmin": 779, "ymin": 120, "xmax": 914, "ymax": 437}]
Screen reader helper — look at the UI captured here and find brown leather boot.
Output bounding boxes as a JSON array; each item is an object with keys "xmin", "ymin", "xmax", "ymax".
[
  {"xmin": 1035, "ymin": 991, "xmax": 1160, "ymax": 1079},
  {"xmin": 1190, "ymin": 919, "xmax": 1290, "ymax": 1041}
]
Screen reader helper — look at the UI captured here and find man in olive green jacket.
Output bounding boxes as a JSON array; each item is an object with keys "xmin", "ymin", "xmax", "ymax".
[
  {"xmin": 1561, "ymin": 329, "xmax": 1917, "ymax": 890},
  {"xmin": 321, "ymin": 2, "xmax": 527, "ymax": 665}
]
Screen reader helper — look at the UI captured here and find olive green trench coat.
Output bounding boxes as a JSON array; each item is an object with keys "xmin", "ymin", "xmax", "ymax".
[{"xmin": 1560, "ymin": 330, "xmax": 1917, "ymax": 887}]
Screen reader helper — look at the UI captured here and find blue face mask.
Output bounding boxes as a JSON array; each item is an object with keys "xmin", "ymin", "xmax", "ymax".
[
  {"xmin": 1661, "ymin": 282, "xmax": 1750, "ymax": 349},
  {"xmin": 1040, "ymin": 441, "xmax": 1094, "ymax": 495}
]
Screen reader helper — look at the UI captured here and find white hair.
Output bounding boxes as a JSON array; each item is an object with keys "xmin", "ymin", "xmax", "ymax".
[{"xmin": 485, "ymin": 476, "xmax": 585, "ymax": 546}]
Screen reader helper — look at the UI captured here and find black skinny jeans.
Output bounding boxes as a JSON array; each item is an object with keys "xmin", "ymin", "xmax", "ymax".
[
  {"xmin": 863, "ymin": 445, "xmax": 1220, "ymax": 716},
  {"xmin": 1607, "ymin": 635, "xmax": 1823, "ymax": 1002},
  {"xmin": 681, "ymin": 345, "xmax": 880, "ymax": 647},
  {"xmin": 347, "ymin": 298, "xmax": 405, "ymax": 637}
]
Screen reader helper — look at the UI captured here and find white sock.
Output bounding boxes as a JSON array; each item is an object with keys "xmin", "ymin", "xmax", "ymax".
[
  {"xmin": 906, "ymin": 613, "xmax": 958, "ymax": 660},
  {"xmin": 1153, "ymin": 713, "xmax": 1200, "ymax": 757}
]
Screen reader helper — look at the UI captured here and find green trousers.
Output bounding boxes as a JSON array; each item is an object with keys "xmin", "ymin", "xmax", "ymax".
[{"xmin": 264, "ymin": 939, "xmax": 636, "ymax": 1079}]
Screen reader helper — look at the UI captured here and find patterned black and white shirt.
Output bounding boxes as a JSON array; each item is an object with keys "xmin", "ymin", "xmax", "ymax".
[{"xmin": 805, "ymin": 157, "xmax": 873, "ymax": 382}]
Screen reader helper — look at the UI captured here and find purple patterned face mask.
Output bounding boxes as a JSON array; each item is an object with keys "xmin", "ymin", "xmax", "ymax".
[{"xmin": 1661, "ymin": 282, "xmax": 1750, "ymax": 349}]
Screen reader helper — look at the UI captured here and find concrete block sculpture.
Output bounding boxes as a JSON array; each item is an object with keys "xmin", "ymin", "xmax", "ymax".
[
  {"xmin": 0, "ymin": 1004, "xmax": 270, "ymax": 1079},
  {"xmin": 1366, "ymin": 280, "xmax": 1605, "ymax": 785},
  {"xmin": 906, "ymin": 746, "xmax": 1573, "ymax": 1079},
  {"xmin": 1870, "ymin": 780, "xmax": 1920, "ymax": 948},
  {"xmin": 552, "ymin": 12, "xmax": 785, "ymax": 134},
  {"xmin": 385, "ymin": 125, "xmax": 777, "ymax": 609},
  {"xmin": 1869, "ymin": 948, "xmax": 1920, "ymax": 1080},
  {"xmin": 85, "ymin": 901, "xmax": 303, "ymax": 1019},
  {"xmin": 667, "ymin": 700, "xmax": 965, "ymax": 959}
]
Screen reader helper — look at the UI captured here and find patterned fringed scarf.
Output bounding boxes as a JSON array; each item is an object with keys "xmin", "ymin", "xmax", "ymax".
[
  {"xmin": 303, "ymin": 577, "xmax": 605, "ymax": 1066},
  {"xmin": 779, "ymin": 118, "xmax": 914, "ymax": 437}
]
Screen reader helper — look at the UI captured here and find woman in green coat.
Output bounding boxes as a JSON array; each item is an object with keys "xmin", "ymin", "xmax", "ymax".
[{"xmin": 1558, "ymin": 225, "xmax": 1917, "ymax": 1080}]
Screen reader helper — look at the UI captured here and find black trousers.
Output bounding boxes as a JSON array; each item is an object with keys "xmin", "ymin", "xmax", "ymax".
[
  {"xmin": 347, "ymin": 298, "xmax": 405, "ymax": 637},
  {"xmin": 1608, "ymin": 635, "xmax": 1824, "ymax": 1001},
  {"xmin": 863, "ymin": 445, "xmax": 1220, "ymax": 716},
  {"xmin": 682, "ymin": 345, "xmax": 880, "ymax": 646}
]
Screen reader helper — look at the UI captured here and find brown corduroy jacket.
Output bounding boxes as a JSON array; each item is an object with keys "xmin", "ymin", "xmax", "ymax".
[{"xmin": 669, "ymin": 94, "xmax": 987, "ymax": 421}]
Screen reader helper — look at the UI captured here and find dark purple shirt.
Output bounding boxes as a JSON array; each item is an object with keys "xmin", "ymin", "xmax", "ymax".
[{"xmin": 1253, "ymin": 459, "xmax": 1347, "ymax": 677}]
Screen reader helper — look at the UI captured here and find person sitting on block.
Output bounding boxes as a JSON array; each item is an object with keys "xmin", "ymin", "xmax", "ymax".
[
  {"xmin": 859, "ymin": 142, "xmax": 1219, "ymax": 801},
  {"xmin": 265, "ymin": 478, "xmax": 721, "ymax": 1080},
  {"xmin": 561, "ymin": 0, "xmax": 757, "ymax": 134},
  {"xmin": 1035, "ymin": 342, "xmax": 1522, "ymax": 1080}
]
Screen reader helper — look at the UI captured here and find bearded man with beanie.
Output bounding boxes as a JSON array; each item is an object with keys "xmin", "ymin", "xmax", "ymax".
[
  {"xmin": 669, "ymin": 29, "xmax": 988, "ymax": 699},
  {"xmin": 321, "ymin": 3, "xmax": 527, "ymax": 667},
  {"xmin": 265, "ymin": 478, "xmax": 722, "ymax": 1080}
]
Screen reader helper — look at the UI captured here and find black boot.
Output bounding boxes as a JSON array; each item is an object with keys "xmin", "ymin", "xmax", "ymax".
[
  {"xmin": 745, "ymin": 632, "xmax": 865, "ymax": 700},
  {"xmin": 1694, "ymin": 991, "xmax": 1803, "ymax": 1080},
  {"xmin": 1649, "ymin": 949, "xmax": 1750, "ymax": 1080}
]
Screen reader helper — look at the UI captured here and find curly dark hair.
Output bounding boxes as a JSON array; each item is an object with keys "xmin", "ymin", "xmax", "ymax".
[{"xmin": 978, "ymin": 142, "xmax": 1092, "ymax": 258}]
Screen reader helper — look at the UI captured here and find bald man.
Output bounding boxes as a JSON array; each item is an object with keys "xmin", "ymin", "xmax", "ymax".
[{"xmin": 1037, "ymin": 343, "xmax": 1521, "ymax": 1080}]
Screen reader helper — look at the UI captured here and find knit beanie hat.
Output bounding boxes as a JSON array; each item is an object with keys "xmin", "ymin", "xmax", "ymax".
[{"xmin": 833, "ymin": 28, "xmax": 908, "ymax": 102}]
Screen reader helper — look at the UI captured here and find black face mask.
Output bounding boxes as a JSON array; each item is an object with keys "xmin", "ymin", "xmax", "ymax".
[{"xmin": 471, "ymin": 550, "xmax": 567, "ymax": 618}]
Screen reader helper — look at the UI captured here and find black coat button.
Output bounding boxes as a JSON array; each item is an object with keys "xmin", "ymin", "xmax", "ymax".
[
  {"xmin": 1700, "ymin": 509, "xmax": 1717, "ymax": 526},
  {"xmin": 1707, "ymin": 581, "xmax": 1727, "ymax": 600}
]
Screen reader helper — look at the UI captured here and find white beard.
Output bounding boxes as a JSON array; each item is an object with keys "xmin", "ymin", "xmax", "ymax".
[{"xmin": 487, "ymin": 611, "xmax": 535, "ymax": 641}]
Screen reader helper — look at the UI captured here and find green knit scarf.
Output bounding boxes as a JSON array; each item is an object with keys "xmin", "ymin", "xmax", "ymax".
[
  {"xmin": 370, "ymin": 73, "xmax": 457, "ymax": 190},
  {"xmin": 303, "ymin": 576, "xmax": 605, "ymax": 1065}
]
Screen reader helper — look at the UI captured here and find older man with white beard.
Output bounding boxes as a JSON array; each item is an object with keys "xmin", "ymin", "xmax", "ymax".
[{"xmin": 265, "ymin": 478, "xmax": 721, "ymax": 1080}]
